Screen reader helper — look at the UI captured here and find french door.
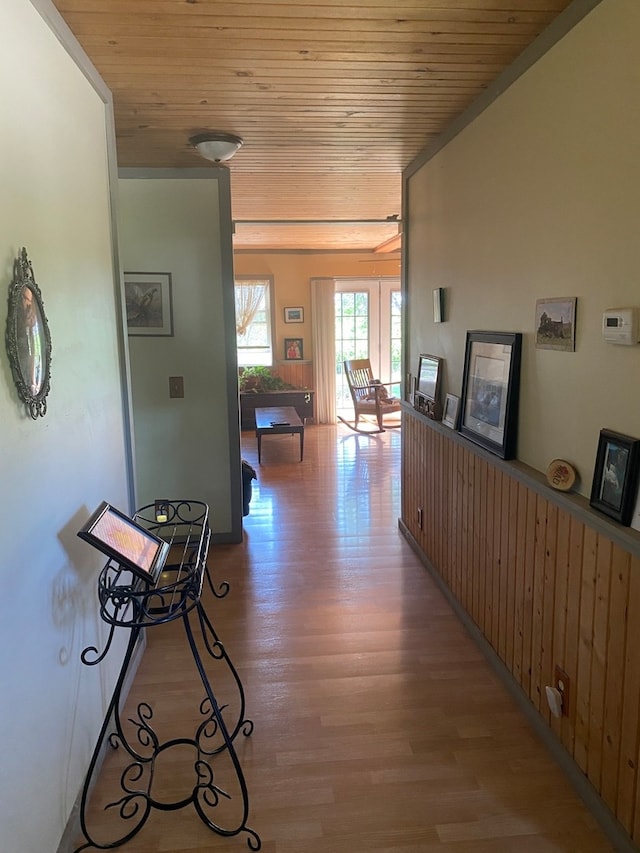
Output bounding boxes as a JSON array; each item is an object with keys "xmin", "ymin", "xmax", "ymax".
[{"xmin": 334, "ymin": 277, "xmax": 401, "ymax": 413}]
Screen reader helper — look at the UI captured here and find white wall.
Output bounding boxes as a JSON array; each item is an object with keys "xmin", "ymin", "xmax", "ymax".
[
  {"xmin": 405, "ymin": 0, "xmax": 640, "ymax": 496},
  {"xmin": 118, "ymin": 173, "xmax": 242, "ymax": 541},
  {"xmin": 0, "ymin": 2, "xmax": 133, "ymax": 851}
]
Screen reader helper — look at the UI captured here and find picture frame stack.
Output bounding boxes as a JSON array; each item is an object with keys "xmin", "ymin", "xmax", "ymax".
[
  {"xmin": 411, "ymin": 332, "xmax": 522, "ymax": 460},
  {"xmin": 413, "ymin": 353, "xmax": 443, "ymax": 420}
]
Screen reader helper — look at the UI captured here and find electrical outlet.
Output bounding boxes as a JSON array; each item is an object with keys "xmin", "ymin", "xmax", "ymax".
[{"xmin": 554, "ymin": 665, "xmax": 570, "ymax": 716}]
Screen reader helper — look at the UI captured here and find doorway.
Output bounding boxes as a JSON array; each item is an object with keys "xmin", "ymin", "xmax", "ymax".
[{"xmin": 334, "ymin": 277, "xmax": 401, "ymax": 416}]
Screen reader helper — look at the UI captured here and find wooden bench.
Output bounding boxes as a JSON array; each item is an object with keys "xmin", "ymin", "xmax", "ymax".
[{"xmin": 255, "ymin": 406, "xmax": 305, "ymax": 463}]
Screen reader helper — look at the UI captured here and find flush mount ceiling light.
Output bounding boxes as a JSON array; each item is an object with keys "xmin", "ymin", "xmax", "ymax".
[{"xmin": 189, "ymin": 131, "xmax": 243, "ymax": 163}]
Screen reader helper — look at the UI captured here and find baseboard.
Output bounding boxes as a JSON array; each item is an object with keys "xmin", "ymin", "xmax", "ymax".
[{"xmin": 398, "ymin": 518, "xmax": 637, "ymax": 853}]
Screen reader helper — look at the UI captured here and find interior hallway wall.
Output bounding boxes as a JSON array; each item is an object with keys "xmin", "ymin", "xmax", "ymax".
[
  {"xmin": 405, "ymin": 0, "xmax": 640, "ymax": 497},
  {"xmin": 0, "ymin": 2, "xmax": 133, "ymax": 850},
  {"xmin": 118, "ymin": 171, "xmax": 242, "ymax": 542}
]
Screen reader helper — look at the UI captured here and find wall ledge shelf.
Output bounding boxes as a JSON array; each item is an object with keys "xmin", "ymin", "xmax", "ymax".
[{"xmin": 403, "ymin": 402, "xmax": 640, "ymax": 560}]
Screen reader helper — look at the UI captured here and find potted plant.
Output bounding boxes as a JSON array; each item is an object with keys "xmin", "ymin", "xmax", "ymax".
[
  {"xmin": 238, "ymin": 367, "xmax": 313, "ymax": 429},
  {"xmin": 238, "ymin": 366, "xmax": 295, "ymax": 393}
]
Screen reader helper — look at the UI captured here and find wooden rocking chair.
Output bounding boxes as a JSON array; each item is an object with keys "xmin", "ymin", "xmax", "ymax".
[{"xmin": 338, "ymin": 359, "xmax": 402, "ymax": 434}]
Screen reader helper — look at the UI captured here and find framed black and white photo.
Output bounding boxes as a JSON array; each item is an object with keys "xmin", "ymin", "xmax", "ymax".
[
  {"xmin": 284, "ymin": 307, "xmax": 304, "ymax": 323},
  {"xmin": 124, "ymin": 271, "xmax": 174, "ymax": 336},
  {"xmin": 589, "ymin": 429, "xmax": 640, "ymax": 526},
  {"xmin": 459, "ymin": 331, "xmax": 522, "ymax": 459}
]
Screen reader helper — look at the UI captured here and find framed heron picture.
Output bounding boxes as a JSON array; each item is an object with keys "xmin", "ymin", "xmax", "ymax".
[{"xmin": 124, "ymin": 271, "xmax": 174, "ymax": 336}]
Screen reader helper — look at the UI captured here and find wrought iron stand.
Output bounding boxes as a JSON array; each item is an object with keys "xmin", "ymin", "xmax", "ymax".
[{"xmin": 74, "ymin": 500, "xmax": 260, "ymax": 851}]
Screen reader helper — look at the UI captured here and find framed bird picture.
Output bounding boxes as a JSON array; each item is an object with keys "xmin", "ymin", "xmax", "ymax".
[{"xmin": 124, "ymin": 271, "xmax": 174, "ymax": 336}]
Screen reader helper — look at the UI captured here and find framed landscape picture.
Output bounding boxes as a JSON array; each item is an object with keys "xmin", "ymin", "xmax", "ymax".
[
  {"xmin": 284, "ymin": 307, "xmax": 304, "ymax": 323},
  {"xmin": 535, "ymin": 297, "xmax": 576, "ymax": 352}
]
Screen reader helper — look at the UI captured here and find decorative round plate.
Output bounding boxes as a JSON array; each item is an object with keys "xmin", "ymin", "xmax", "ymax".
[{"xmin": 546, "ymin": 459, "xmax": 577, "ymax": 492}]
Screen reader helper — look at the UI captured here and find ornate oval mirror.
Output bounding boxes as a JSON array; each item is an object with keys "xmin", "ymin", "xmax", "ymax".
[{"xmin": 5, "ymin": 248, "xmax": 52, "ymax": 418}]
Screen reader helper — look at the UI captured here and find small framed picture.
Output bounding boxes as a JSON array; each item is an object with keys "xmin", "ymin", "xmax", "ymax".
[
  {"xmin": 284, "ymin": 307, "xmax": 304, "ymax": 323},
  {"xmin": 589, "ymin": 429, "xmax": 640, "ymax": 526},
  {"xmin": 124, "ymin": 271, "xmax": 174, "ymax": 336},
  {"xmin": 442, "ymin": 394, "xmax": 460, "ymax": 429},
  {"xmin": 535, "ymin": 297, "xmax": 576, "ymax": 352},
  {"xmin": 284, "ymin": 337, "xmax": 303, "ymax": 360}
]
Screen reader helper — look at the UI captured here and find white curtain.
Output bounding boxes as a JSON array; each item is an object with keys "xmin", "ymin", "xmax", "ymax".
[
  {"xmin": 235, "ymin": 282, "xmax": 265, "ymax": 336},
  {"xmin": 311, "ymin": 278, "xmax": 336, "ymax": 424}
]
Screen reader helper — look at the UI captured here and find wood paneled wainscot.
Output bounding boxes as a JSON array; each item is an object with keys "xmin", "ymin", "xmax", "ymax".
[{"xmin": 401, "ymin": 406, "xmax": 640, "ymax": 844}]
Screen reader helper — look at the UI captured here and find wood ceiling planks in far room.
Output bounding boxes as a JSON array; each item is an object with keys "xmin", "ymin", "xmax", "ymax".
[{"xmin": 52, "ymin": 0, "xmax": 574, "ymax": 251}]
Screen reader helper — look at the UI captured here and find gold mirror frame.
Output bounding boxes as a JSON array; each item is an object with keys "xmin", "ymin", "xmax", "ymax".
[{"xmin": 5, "ymin": 248, "xmax": 52, "ymax": 419}]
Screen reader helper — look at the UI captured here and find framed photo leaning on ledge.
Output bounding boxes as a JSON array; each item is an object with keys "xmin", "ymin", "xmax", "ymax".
[
  {"xmin": 589, "ymin": 429, "xmax": 640, "ymax": 526},
  {"xmin": 459, "ymin": 331, "xmax": 522, "ymax": 460},
  {"xmin": 284, "ymin": 337, "xmax": 303, "ymax": 360},
  {"xmin": 442, "ymin": 394, "xmax": 460, "ymax": 429}
]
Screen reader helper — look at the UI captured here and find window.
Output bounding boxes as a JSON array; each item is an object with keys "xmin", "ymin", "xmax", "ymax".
[
  {"xmin": 235, "ymin": 277, "xmax": 273, "ymax": 366},
  {"xmin": 389, "ymin": 289, "xmax": 402, "ymax": 397},
  {"xmin": 335, "ymin": 290, "xmax": 370, "ymax": 410}
]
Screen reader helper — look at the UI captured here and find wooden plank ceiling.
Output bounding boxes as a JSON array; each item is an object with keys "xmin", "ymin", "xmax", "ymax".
[{"xmin": 52, "ymin": 0, "xmax": 573, "ymax": 252}]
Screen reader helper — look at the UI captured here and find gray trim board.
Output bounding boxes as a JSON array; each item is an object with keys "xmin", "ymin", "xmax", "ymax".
[
  {"xmin": 217, "ymin": 166, "xmax": 244, "ymax": 544},
  {"xmin": 118, "ymin": 167, "xmax": 226, "ymax": 180}
]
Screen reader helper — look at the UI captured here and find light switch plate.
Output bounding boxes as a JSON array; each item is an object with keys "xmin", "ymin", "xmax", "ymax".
[{"xmin": 169, "ymin": 376, "xmax": 184, "ymax": 398}]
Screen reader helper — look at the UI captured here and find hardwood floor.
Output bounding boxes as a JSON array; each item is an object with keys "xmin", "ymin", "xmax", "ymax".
[{"xmin": 75, "ymin": 424, "xmax": 615, "ymax": 852}]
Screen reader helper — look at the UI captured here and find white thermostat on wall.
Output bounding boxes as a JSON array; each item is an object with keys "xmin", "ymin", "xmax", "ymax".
[{"xmin": 602, "ymin": 307, "xmax": 639, "ymax": 345}]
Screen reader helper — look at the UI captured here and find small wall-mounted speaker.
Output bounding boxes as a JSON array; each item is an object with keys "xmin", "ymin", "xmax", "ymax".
[{"xmin": 433, "ymin": 287, "xmax": 445, "ymax": 323}]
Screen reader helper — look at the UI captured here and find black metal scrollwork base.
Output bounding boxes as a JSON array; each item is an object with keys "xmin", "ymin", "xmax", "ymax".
[{"xmin": 74, "ymin": 501, "xmax": 260, "ymax": 852}]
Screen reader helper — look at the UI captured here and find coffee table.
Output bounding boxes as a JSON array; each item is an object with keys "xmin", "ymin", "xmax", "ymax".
[{"xmin": 254, "ymin": 406, "xmax": 304, "ymax": 463}]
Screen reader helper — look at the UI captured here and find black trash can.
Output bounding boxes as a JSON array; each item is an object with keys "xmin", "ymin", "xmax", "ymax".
[{"xmin": 241, "ymin": 459, "xmax": 257, "ymax": 516}]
